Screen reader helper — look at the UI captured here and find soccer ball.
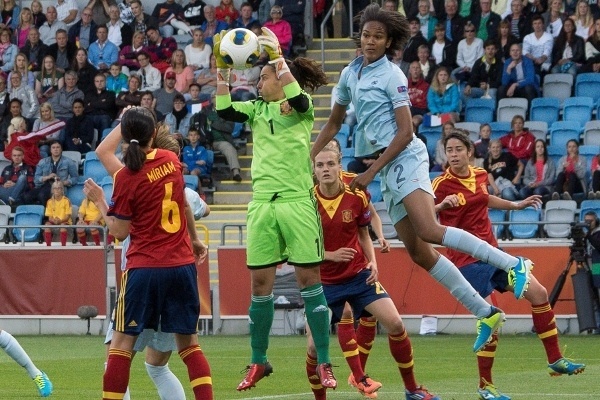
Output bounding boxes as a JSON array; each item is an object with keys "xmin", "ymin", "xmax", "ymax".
[{"xmin": 219, "ymin": 28, "xmax": 260, "ymax": 69}]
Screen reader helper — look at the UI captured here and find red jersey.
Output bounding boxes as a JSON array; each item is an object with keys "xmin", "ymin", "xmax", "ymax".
[
  {"xmin": 315, "ymin": 183, "xmax": 371, "ymax": 285},
  {"xmin": 108, "ymin": 148, "xmax": 194, "ymax": 269},
  {"xmin": 432, "ymin": 166, "xmax": 496, "ymax": 268}
]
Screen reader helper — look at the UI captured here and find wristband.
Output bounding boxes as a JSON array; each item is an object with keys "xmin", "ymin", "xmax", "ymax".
[
  {"xmin": 269, "ymin": 57, "xmax": 290, "ymax": 79},
  {"xmin": 217, "ymin": 68, "xmax": 230, "ymax": 86}
]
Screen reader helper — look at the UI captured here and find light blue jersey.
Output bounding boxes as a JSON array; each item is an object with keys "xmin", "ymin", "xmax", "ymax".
[{"xmin": 335, "ymin": 55, "xmax": 411, "ymax": 157}]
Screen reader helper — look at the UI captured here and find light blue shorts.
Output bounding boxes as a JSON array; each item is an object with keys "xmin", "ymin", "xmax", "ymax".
[
  {"xmin": 104, "ymin": 320, "xmax": 177, "ymax": 353},
  {"xmin": 380, "ymin": 136, "xmax": 434, "ymax": 224}
]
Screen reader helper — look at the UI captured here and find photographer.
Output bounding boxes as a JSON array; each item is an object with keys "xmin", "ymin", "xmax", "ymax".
[{"xmin": 583, "ymin": 211, "xmax": 600, "ymax": 333}]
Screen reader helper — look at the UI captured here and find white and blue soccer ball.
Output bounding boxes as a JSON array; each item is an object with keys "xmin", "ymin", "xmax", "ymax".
[{"xmin": 219, "ymin": 28, "xmax": 260, "ymax": 69}]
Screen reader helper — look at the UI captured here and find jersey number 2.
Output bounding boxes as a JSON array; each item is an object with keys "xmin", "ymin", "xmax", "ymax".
[{"xmin": 161, "ymin": 182, "xmax": 181, "ymax": 233}]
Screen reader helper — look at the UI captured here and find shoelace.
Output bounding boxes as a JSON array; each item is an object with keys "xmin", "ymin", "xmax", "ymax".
[
  {"xmin": 33, "ymin": 375, "xmax": 47, "ymax": 389},
  {"xmin": 320, "ymin": 364, "xmax": 335, "ymax": 380}
]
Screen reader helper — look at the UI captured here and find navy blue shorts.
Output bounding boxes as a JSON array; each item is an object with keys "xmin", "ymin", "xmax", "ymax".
[
  {"xmin": 114, "ymin": 263, "xmax": 200, "ymax": 335},
  {"xmin": 323, "ymin": 269, "xmax": 390, "ymax": 324},
  {"xmin": 459, "ymin": 261, "xmax": 509, "ymax": 299}
]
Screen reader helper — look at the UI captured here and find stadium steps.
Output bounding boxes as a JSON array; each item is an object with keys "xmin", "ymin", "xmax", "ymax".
[{"xmin": 213, "ymin": 191, "xmax": 253, "ymax": 205}]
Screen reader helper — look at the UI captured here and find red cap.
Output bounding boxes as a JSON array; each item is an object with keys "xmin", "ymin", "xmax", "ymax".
[{"xmin": 165, "ymin": 71, "xmax": 176, "ymax": 79}]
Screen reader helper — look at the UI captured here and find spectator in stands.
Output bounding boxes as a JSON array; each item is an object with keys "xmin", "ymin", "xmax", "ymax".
[
  {"xmin": 519, "ymin": 138, "xmax": 556, "ymax": 199},
  {"xmin": 472, "ymin": 0, "xmax": 501, "ymax": 41},
  {"xmin": 87, "ymin": 0, "xmax": 114, "ymax": 26},
  {"xmin": 0, "ymin": 146, "xmax": 34, "ymax": 206},
  {"xmin": 39, "ymin": 6, "xmax": 67, "ymax": 46},
  {"xmin": 187, "ymin": 82, "xmax": 210, "ymax": 108},
  {"xmin": 164, "ymin": 93, "xmax": 192, "ymax": 143},
  {"xmin": 582, "ymin": 18, "xmax": 600, "ymax": 73},
  {"xmin": 9, "ymin": 53, "xmax": 35, "ymax": 91},
  {"xmin": 505, "ymin": 0, "xmax": 532, "ymax": 41},
  {"xmin": 522, "ymin": 15, "xmax": 554, "ymax": 76},
  {"xmin": 9, "ymin": 71, "xmax": 39, "ymax": 122},
  {"xmin": 118, "ymin": 0, "xmax": 134, "ymax": 25},
  {"xmin": 118, "ymin": 31, "xmax": 148, "ymax": 73},
  {"xmin": 0, "ymin": 76, "xmax": 9, "ymax": 149},
  {"xmin": 3, "ymin": 116, "xmax": 39, "ymax": 165},
  {"xmin": 145, "ymin": 26, "xmax": 176, "ymax": 75},
  {"xmin": 105, "ymin": 63, "xmax": 127, "ymax": 95},
  {"xmin": 432, "ymin": 121, "xmax": 455, "ymax": 171},
  {"xmin": 391, "ymin": 48, "xmax": 410, "ymax": 76},
  {"xmin": 485, "ymin": 139, "xmax": 523, "ymax": 200},
  {"xmin": 152, "ymin": 0, "xmax": 191, "ymax": 38},
  {"xmin": 128, "ymin": 0, "xmax": 157, "ymax": 46},
  {"xmin": 403, "ymin": 17, "xmax": 428, "ymax": 63},
  {"xmin": 550, "ymin": 18, "xmax": 585, "ymax": 78},
  {"xmin": 428, "ymin": 23, "xmax": 457, "ymax": 70},
  {"xmin": 276, "ymin": 0, "xmax": 306, "ymax": 51},
  {"xmin": 139, "ymin": 89, "xmax": 163, "ymax": 121},
  {"xmin": 49, "ymin": 70, "xmax": 83, "ymax": 120},
  {"xmin": 571, "ymin": 0, "xmax": 595, "ymax": 41},
  {"xmin": 35, "ymin": 55, "xmax": 64, "ymax": 103},
  {"xmin": 87, "ymin": 25, "xmax": 118, "ymax": 72},
  {"xmin": 183, "ymin": 0, "xmax": 206, "ymax": 28},
  {"xmin": 542, "ymin": 0, "xmax": 566, "ymax": 39},
  {"xmin": 500, "ymin": 115, "xmax": 535, "ymax": 163},
  {"xmin": 216, "ymin": 0, "xmax": 239, "ymax": 26},
  {"xmin": 55, "ymin": 0, "xmax": 80, "ymax": 29},
  {"xmin": 453, "ymin": 21, "xmax": 484, "ymax": 82},
  {"xmin": 165, "ymin": 49, "xmax": 193, "ymax": 95},
  {"xmin": 25, "ymin": 139, "xmax": 78, "ymax": 206},
  {"xmin": 30, "ymin": 0, "xmax": 46, "ymax": 29},
  {"xmin": 552, "ymin": 139, "xmax": 587, "ymax": 200},
  {"xmin": 107, "ymin": 4, "xmax": 131, "ymax": 49},
  {"xmin": 43, "ymin": 179, "xmax": 72, "ymax": 246},
  {"xmin": 115, "ymin": 74, "xmax": 142, "ymax": 113},
  {"xmin": 463, "ymin": 40, "xmax": 502, "ymax": 104},
  {"xmin": 474, "ymin": 123, "xmax": 492, "ymax": 158},
  {"xmin": 0, "ymin": 0, "xmax": 20, "ymax": 31},
  {"xmin": 407, "ymin": 61, "xmax": 429, "ymax": 130},
  {"xmin": 258, "ymin": 0, "xmax": 274, "ymax": 25},
  {"xmin": 498, "ymin": 43, "xmax": 538, "ymax": 104},
  {"xmin": 134, "ymin": 51, "xmax": 161, "ymax": 92},
  {"xmin": 416, "ymin": 44, "xmax": 435, "ymax": 82},
  {"xmin": 590, "ymin": 152, "xmax": 600, "ymax": 198},
  {"xmin": 185, "ymin": 28, "xmax": 212, "ymax": 77},
  {"xmin": 67, "ymin": 7, "xmax": 97, "ymax": 51},
  {"xmin": 64, "ymin": 99, "xmax": 94, "ymax": 154},
  {"xmin": 494, "ymin": 19, "xmax": 519, "ymax": 63},
  {"xmin": 427, "ymin": 67, "xmax": 460, "ymax": 123},
  {"xmin": 182, "ymin": 128, "xmax": 211, "ymax": 178},
  {"xmin": 416, "ymin": 0, "xmax": 437, "ymax": 41},
  {"xmin": 34, "ymin": 103, "xmax": 64, "ymax": 157},
  {"xmin": 0, "ymin": 98, "xmax": 24, "ymax": 151},
  {"xmin": 525, "ymin": 0, "xmax": 546, "ymax": 15},
  {"xmin": 264, "ymin": 5, "xmax": 292, "ymax": 55},
  {"xmin": 84, "ymin": 73, "xmax": 116, "ymax": 140},
  {"xmin": 21, "ymin": 27, "xmax": 47, "ymax": 72},
  {"xmin": 201, "ymin": 5, "xmax": 228, "ymax": 47},
  {"xmin": 47, "ymin": 29, "xmax": 77, "ymax": 74},
  {"xmin": 441, "ymin": 0, "xmax": 465, "ymax": 42},
  {"xmin": 154, "ymin": 76, "xmax": 179, "ymax": 118},
  {"xmin": 230, "ymin": 66, "xmax": 260, "ymax": 101},
  {"xmin": 14, "ymin": 8, "xmax": 33, "ymax": 49},
  {"xmin": 71, "ymin": 48, "xmax": 97, "ymax": 95},
  {"xmin": 0, "ymin": 29, "xmax": 18, "ymax": 74},
  {"xmin": 196, "ymin": 54, "xmax": 217, "ymax": 99},
  {"xmin": 76, "ymin": 192, "xmax": 109, "ymax": 246},
  {"xmin": 312, "ymin": 0, "xmax": 332, "ymax": 38},
  {"xmin": 235, "ymin": 2, "xmax": 257, "ymax": 29}
]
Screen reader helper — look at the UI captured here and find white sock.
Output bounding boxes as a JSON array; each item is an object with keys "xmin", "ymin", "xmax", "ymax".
[
  {"xmin": 145, "ymin": 362, "xmax": 186, "ymax": 400},
  {"xmin": 442, "ymin": 226, "xmax": 518, "ymax": 272},
  {"xmin": 0, "ymin": 330, "xmax": 41, "ymax": 379},
  {"xmin": 429, "ymin": 256, "xmax": 494, "ymax": 318}
]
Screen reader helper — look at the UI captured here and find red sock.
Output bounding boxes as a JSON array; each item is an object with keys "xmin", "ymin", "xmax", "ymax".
[
  {"xmin": 337, "ymin": 318, "xmax": 364, "ymax": 380},
  {"xmin": 356, "ymin": 317, "xmax": 377, "ymax": 370},
  {"xmin": 77, "ymin": 231, "xmax": 87, "ymax": 245},
  {"xmin": 476, "ymin": 332, "xmax": 498, "ymax": 387},
  {"xmin": 389, "ymin": 330, "xmax": 418, "ymax": 392},
  {"xmin": 92, "ymin": 232, "xmax": 101, "ymax": 246},
  {"xmin": 306, "ymin": 353, "xmax": 326, "ymax": 400},
  {"xmin": 60, "ymin": 230, "xmax": 67, "ymax": 246},
  {"xmin": 107, "ymin": 234, "xmax": 114, "ymax": 245},
  {"xmin": 44, "ymin": 230, "xmax": 51, "ymax": 246},
  {"xmin": 179, "ymin": 345, "xmax": 213, "ymax": 400},
  {"xmin": 532, "ymin": 302, "xmax": 562, "ymax": 363},
  {"xmin": 103, "ymin": 349, "xmax": 132, "ymax": 400}
]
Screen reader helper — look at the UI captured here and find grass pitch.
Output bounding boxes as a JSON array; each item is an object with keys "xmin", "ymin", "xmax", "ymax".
[{"xmin": 0, "ymin": 334, "xmax": 597, "ymax": 399}]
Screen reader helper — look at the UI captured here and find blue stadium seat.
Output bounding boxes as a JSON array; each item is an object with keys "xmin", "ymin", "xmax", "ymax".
[
  {"xmin": 464, "ymin": 98, "xmax": 495, "ymax": 124},
  {"xmin": 580, "ymin": 199, "xmax": 600, "ymax": 221},
  {"xmin": 508, "ymin": 207, "xmax": 540, "ymax": 239},
  {"xmin": 578, "ymin": 145, "xmax": 598, "ymax": 172},
  {"xmin": 367, "ymin": 180, "xmax": 382, "ymax": 203},
  {"xmin": 549, "ymin": 121, "xmax": 582, "ymax": 148},
  {"xmin": 12, "ymin": 205, "xmax": 44, "ymax": 242},
  {"xmin": 562, "ymin": 97, "xmax": 594, "ymax": 127},
  {"xmin": 84, "ymin": 151, "xmax": 98, "ymax": 161},
  {"xmin": 488, "ymin": 208, "xmax": 506, "ymax": 239},
  {"xmin": 183, "ymin": 174, "xmax": 199, "ymax": 190},
  {"xmin": 0, "ymin": 204, "xmax": 10, "ymax": 242},
  {"xmin": 524, "ymin": 120, "xmax": 548, "ymax": 142},
  {"xmin": 429, "ymin": 171, "xmax": 442, "ymax": 180},
  {"xmin": 334, "ymin": 124, "xmax": 351, "ymax": 148},
  {"xmin": 575, "ymin": 73, "xmax": 600, "ymax": 104},
  {"xmin": 341, "ymin": 156, "xmax": 353, "ymax": 171},
  {"xmin": 488, "ymin": 121, "xmax": 511, "ymax": 140},
  {"xmin": 83, "ymin": 158, "xmax": 108, "ymax": 182},
  {"xmin": 546, "ymin": 144, "xmax": 564, "ymax": 166},
  {"xmin": 373, "ymin": 201, "xmax": 397, "ymax": 239},
  {"xmin": 101, "ymin": 181, "xmax": 113, "ymax": 204},
  {"xmin": 454, "ymin": 122, "xmax": 481, "ymax": 142},
  {"xmin": 530, "ymin": 97, "xmax": 560, "ymax": 126},
  {"xmin": 418, "ymin": 125, "xmax": 442, "ymax": 159},
  {"xmin": 66, "ymin": 183, "xmax": 86, "ymax": 208}
]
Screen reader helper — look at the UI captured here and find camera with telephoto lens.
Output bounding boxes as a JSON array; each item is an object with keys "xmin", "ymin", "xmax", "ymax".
[{"xmin": 570, "ymin": 222, "xmax": 589, "ymax": 259}]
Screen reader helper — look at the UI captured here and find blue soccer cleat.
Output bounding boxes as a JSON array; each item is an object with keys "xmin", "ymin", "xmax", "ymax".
[
  {"xmin": 478, "ymin": 382, "xmax": 511, "ymax": 400},
  {"xmin": 474, "ymin": 307, "xmax": 506, "ymax": 352},
  {"xmin": 33, "ymin": 371, "xmax": 53, "ymax": 397},
  {"xmin": 548, "ymin": 357, "xmax": 586, "ymax": 376},
  {"xmin": 405, "ymin": 385, "xmax": 441, "ymax": 400},
  {"xmin": 508, "ymin": 257, "xmax": 533, "ymax": 300}
]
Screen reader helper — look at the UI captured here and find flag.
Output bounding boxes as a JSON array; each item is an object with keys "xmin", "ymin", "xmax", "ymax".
[{"xmin": 422, "ymin": 113, "xmax": 453, "ymax": 127}]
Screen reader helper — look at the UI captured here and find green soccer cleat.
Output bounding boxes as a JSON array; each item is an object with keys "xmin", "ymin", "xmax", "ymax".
[
  {"xmin": 478, "ymin": 382, "xmax": 511, "ymax": 400},
  {"xmin": 548, "ymin": 358, "xmax": 586, "ymax": 376},
  {"xmin": 508, "ymin": 257, "xmax": 533, "ymax": 300},
  {"xmin": 33, "ymin": 371, "xmax": 53, "ymax": 397},
  {"xmin": 474, "ymin": 308, "xmax": 506, "ymax": 352}
]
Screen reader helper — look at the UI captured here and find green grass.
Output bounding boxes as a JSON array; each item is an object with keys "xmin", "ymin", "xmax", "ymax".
[{"xmin": 0, "ymin": 334, "xmax": 598, "ymax": 399}]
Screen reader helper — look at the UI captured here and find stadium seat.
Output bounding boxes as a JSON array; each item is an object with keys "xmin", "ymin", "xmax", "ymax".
[
  {"xmin": 546, "ymin": 144, "xmax": 564, "ymax": 166},
  {"xmin": 524, "ymin": 121, "xmax": 548, "ymax": 142},
  {"xmin": 580, "ymin": 199, "xmax": 600, "ymax": 221},
  {"xmin": 543, "ymin": 73, "xmax": 573, "ymax": 105},
  {"xmin": 0, "ymin": 204, "xmax": 10, "ymax": 242},
  {"xmin": 454, "ymin": 122, "xmax": 481, "ymax": 142},
  {"xmin": 575, "ymin": 73, "xmax": 600, "ymax": 104},
  {"xmin": 549, "ymin": 121, "xmax": 582, "ymax": 148},
  {"xmin": 544, "ymin": 200, "xmax": 577, "ymax": 238},
  {"xmin": 82, "ymin": 158, "xmax": 108, "ymax": 182},
  {"xmin": 373, "ymin": 201, "xmax": 397, "ymax": 239},
  {"xmin": 562, "ymin": 97, "xmax": 594, "ymax": 127},
  {"xmin": 84, "ymin": 151, "xmax": 98, "ymax": 161},
  {"xmin": 334, "ymin": 124, "xmax": 351, "ymax": 148},
  {"xmin": 508, "ymin": 207, "xmax": 540, "ymax": 239},
  {"xmin": 367, "ymin": 180, "xmax": 382, "ymax": 203},
  {"xmin": 341, "ymin": 155, "xmax": 353, "ymax": 171},
  {"xmin": 583, "ymin": 120, "xmax": 600, "ymax": 146},
  {"xmin": 418, "ymin": 125, "xmax": 442, "ymax": 159},
  {"xmin": 488, "ymin": 121, "xmax": 511, "ymax": 140},
  {"xmin": 100, "ymin": 181, "xmax": 113, "ymax": 204},
  {"xmin": 578, "ymin": 145, "xmax": 598, "ymax": 172},
  {"xmin": 62, "ymin": 151, "xmax": 82, "ymax": 165},
  {"xmin": 66, "ymin": 182, "xmax": 86, "ymax": 208},
  {"xmin": 530, "ymin": 97, "xmax": 560, "ymax": 126},
  {"xmin": 0, "ymin": 158, "xmax": 9, "ymax": 172},
  {"xmin": 488, "ymin": 208, "xmax": 506, "ymax": 239},
  {"xmin": 464, "ymin": 98, "xmax": 495, "ymax": 124},
  {"xmin": 429, "ymin": 171, "xmax": 442, "ymax": 180},
  {"xmin": 12, "ymin": 205, "xmax": 44, "ymax": 243},
  {"xmin": 183, "ymin": 174, "xmax": 199, "ymax": 191},
  {"xmin": 496, "ymin": 97, "xmax": 528, "ymax": 122}
]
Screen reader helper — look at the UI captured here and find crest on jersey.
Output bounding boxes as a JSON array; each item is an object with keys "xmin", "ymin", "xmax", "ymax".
[
  {"xmin": 342, "ymin": 210, "xmax": 353, "ymax": 223},
  {"xmin": 280, "ymin": 100, "xmax": 292, "ymax": 115}
]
